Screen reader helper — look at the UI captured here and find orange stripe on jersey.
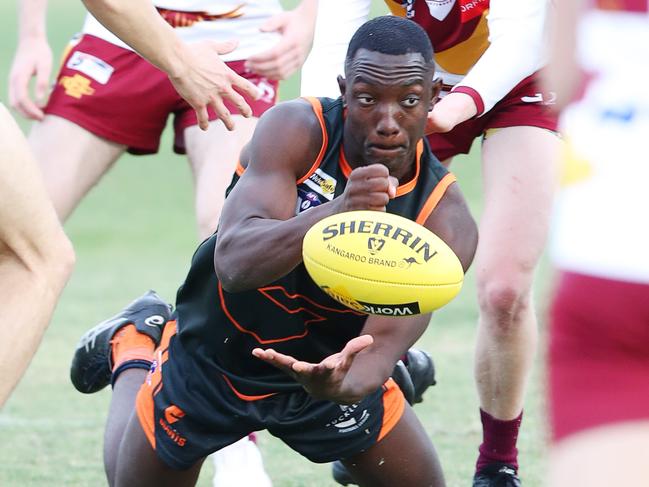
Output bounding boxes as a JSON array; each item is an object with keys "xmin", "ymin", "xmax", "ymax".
[
  {"xmin": 415, "ymin": 173, "xmax": 457, "ymax": 225},
  {"xmin": 221, "ymin": 374, "xmax": 277, "ymax": 402},
  {"xmin": 297, "ymin": 97, "xmax": 329, "ymax": 184},
  {"xmin": 384, "ymin": 0, "xmax": 407, "ymax": 16},
  {"xmin": 378, "ymin": 378, "xmax": 406, "ymax": 442},
  {"xmin": 135, "ymin": 319, "xmax": 178, "ymax": 451},
  {"xmin": 235, "ymin": 160, "xmax": 245, "ymax": 176},
  {"xmin": 338, "ymin": 140, "xmax": 423, "ymax": 197},
  {"xmin": 219, "ymin": 283, "xmax": 312, "ymax": 344}
]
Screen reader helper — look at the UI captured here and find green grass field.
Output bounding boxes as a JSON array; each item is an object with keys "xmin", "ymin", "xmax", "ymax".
[{"xmin": 0, "ymin": 1, "xmax": 552, "ymax": 485}]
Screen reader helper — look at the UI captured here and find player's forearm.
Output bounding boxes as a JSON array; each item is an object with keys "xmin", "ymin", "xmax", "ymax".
[
  {"xmin": 338, "ymin": 315, "xmax": 430, "ymax": 404},
  {"xmin": 18, "ymin": 0, "xmax": 48, "ymax": 40},
  {"xmin": 457, "ymin": 0, "xmax": 549, "ymax": 116},
  {"xmin": 215, "ymin": 199, "xmax": 343, "ymax": 292},
  {"xmin": 81, "ymin": 0, "xmax": 187, "ymax": 78}
]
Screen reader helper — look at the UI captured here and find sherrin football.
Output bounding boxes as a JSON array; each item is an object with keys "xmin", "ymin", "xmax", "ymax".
[{"xmin": 302, "ymin": 210, "xmax": 464, "ymax": 316}]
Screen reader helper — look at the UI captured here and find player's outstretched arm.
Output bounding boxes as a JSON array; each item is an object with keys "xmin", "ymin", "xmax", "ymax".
[
  {"xmin": 0, "ymin": 105, "xmax": 75, "ymax": 407},
  {"xmin": 9, "ymin": 0, "xmax": 52, "ymax": 121},
  {"xmin": 215, "ymin": 100, "xmax": 398, "ymax": 292},
  {"xmin": 245, "ymin": 0, "xmax": 318, "ymax": 81},
  {"xmin": 81, "ymin": 0, "xmax": 261, "ymax": 130}
]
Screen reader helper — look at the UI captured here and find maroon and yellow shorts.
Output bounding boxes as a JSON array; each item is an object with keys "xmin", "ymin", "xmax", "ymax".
[
  {"xmin": 45, "ymin": 34, "xmax": 278, "ymax": 155},
  {"xmin": 135, "ymin": 322, "xmax": 406, "ymax": 470},
  {"xmin": 548, "ymin": 271, "xmax": 649, "ymax": 442},
  {"xmin": 428, "ymin": 72, "xmax": 559, "ymax": 161}
]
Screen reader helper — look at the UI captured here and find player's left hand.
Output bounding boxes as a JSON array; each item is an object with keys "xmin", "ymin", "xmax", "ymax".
[
  {"xmin": 244, "ymin": 1, "xmax": 317, "ymax": 80},
  {"xmin": 425, "ymin": 91, "xmax": 478, "ymax": 135},
  {"xmin": 252, "ymin": 334, "xmax": 374, "ymax": 404}
]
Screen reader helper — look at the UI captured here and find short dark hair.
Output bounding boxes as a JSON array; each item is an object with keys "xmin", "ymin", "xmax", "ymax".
[{"xmin": 345, "ymin": 16, "xmax": 434, "ymax": 75}]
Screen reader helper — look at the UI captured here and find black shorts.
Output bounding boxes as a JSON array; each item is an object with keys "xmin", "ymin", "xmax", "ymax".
[{"xmin": 136, "ymin": 321, "xmax": 406, "ymax": 470}]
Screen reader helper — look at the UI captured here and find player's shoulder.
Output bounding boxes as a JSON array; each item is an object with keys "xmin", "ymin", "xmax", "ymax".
[{"xmin": 245, "ymin": 98, "xmax": 327, "ymax": 176}]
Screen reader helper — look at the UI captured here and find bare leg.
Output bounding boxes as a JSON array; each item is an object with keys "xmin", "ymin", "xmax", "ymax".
[
  {"xmin": 342, "ymin": 405, "xmax": 445, "ymax": 487},
  {"xmin": 184, "ymin": 115, "xmax": 258, "ymax": 240},
  {"xmin": 0, "ymin": 105, "xmax": 75, "ymax": 406},
  {"xmin": 28, "ymin": 115, "xmax": 126, "ymax": 221},
  {"xmin": 474, "ymin": 127, "xmax": 558, "ymax": 420},
  {"xmin": 106, "ymin": 369, "xmax": 205, "ymax": 487}
]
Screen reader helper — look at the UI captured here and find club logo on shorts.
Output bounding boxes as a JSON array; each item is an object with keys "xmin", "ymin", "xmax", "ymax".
[
  {"xmin": 164, "ymin": 404, "xmax": 186, "ymax": 425},
  {"xmin": 66, "ymin": 51, "xmax": 114, "ymax": 85},
  {"xmin": 160, "ymin": 404, "xmax": 187, "ymax": 447},
  {"xmin": 326, "ymin": 404, "xmax": 371, "ymax": 434},
  {"xmin": 59, "ymin": 74, "xmax": 95, "ymax": 99}
]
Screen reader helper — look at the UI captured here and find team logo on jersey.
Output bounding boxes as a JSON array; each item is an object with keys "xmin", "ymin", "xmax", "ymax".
[
  {"xmin": 59, "ymin": 74, "xmax": 95, "ymax": 99},
  {"xmin": 304, "ymin": 168, "xmax": 337, "ymax": 201},
  {"xmin": 425, "ymin": 0, "xmax": 456, "ymax": 21},
  {"xmin": 66, "ymin": 51, "xmax": 114, "ymax": 85}
]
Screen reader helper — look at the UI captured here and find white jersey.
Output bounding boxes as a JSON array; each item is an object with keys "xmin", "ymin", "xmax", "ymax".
[
  {"xmin": 551, "ymin": 7, "xmax": 649, "ymax": 284},
  {"xmin": 82, "ymin": 1, "xmax": 283, "ymax": 62}
]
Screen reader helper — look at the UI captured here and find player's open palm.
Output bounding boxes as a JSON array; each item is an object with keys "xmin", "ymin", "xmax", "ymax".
[
  {"xmin": 169, "ymin": 39, "xmax": 261, "ymax": 131},
  {"xmin": 252, "ymin": 334, "xmax": 374, "ymax": 404},
  {"xmin": 336, "ymin": 164, "xmax": 398, "ymax": 213},
  {"xmin": 9, "ymin": 37, "xmax": 52, "ymax": 120}
]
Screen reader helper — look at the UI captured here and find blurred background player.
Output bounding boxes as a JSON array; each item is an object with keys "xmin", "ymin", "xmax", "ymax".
[
  {"xmin": 0, "ymin": 103, "xmax": 75, "ymax": 408},
  {"xmin": 9, "ymin": 0, "xmax": 316, "ymax": 239},
  {"xmin": 544, "ymin": 1, "xmax": 649, "ymax": 486},
  {"xmin": 68, "ymin": 16, "xmax": 478, "ymax": 487},
  {"xmin": 301, "ymin": 2, "xmax": 558, "ymax": 485},
  {"xmin": 9, "ymin": 0, "xmax": 317, "ymax": 485}
]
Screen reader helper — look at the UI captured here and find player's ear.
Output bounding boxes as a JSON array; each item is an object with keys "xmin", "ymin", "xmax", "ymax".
[
  {"xmin": 430, "ymin": 77, "xmax": 443, "ymax": 110},
  {"xmin": 337, "ymin": 75, "xmax": 347, "ymax": 105}
]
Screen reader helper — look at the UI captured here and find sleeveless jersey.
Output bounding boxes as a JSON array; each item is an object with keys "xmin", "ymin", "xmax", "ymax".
[
  {"xmin": 169, "ymin": 97, "xmax": 456, "ymax": 399},
  {"xmin": 81, "ymin": 1, "xmax": 283, "ymax": 62}
]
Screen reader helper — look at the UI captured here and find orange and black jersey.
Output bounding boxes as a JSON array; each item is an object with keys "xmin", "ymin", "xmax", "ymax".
[{"xmin": 170, "ymin": 97, "xmax": 456, "ymax": 399}]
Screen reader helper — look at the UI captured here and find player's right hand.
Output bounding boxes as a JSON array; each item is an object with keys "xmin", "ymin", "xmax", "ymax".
[
  {"xmin": 8, "ymin": 37, "xmax": 52, "ymax": 120},
  {"xmin": 168, "ymin": 39, "xmax": 262, "ymax": 131},
  {"xmin": 336, "ymin": 164, "xmax": 399, "ymax": 213}
]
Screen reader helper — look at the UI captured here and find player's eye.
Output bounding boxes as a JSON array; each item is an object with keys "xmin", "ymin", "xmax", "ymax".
[
  {"xmin": 402, "ymin": 96, "xmax": 420, "ymax": 108},
  {"xmin": 357, "ymin": 94, "xmax": 375, "ymax": 106}
]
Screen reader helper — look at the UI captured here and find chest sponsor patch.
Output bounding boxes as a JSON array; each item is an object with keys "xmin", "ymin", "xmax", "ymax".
[
  {"xmin": 303, "ymin": 168, "xmax": 337, "ymax": 201},
  {"xmin": 66, "ymin": 51, "xmax": 114, "ymax": 85}
]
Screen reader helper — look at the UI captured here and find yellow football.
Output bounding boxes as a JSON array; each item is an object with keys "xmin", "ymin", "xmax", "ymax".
[{"xmin": 302, "ymin": 210, "xmax": 464, "ymax": 316}]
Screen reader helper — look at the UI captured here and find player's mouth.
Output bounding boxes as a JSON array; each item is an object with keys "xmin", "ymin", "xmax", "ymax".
[{"xmin": 366, "ymin": 144, "xmax": 407, "ymax": 158}]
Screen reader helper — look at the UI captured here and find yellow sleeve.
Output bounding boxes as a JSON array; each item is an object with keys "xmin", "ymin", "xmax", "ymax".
[{"xmin": 384, "ymin": 0, "xmax": 407, "ymax": 17}]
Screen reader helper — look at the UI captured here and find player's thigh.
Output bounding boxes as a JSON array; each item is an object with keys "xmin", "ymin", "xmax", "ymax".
[
  {"xmin": 549, "ymin": 422, "xmax": 649, "ymax": 487},
  {"xmin": 343, "ymin": 405, "xmax": 445, "ymax": 487},
  {"xmin": 114, "ymin": 411, "xmax": 204, "ymax": 487},
  {"xmin": 28, "ymin": 115, "xmax": 125, "ymax": 220},
  {"xmin": 476, "ymin": 126, "xmax": 560, "ymax": 282},
  {"xmin": 184, "ymin": 116, "xmax": 258, "ymax": 236}
]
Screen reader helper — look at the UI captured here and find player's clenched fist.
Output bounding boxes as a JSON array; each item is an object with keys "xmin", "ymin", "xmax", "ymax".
[{"xmin": 336, "ymin": 164, "xmax": 399, "ymax": 213}]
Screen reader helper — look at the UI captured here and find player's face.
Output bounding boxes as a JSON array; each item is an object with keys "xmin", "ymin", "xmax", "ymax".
[{"xmin": 340, "ymin": 49, "xmax": 436, "ymax": 180}]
